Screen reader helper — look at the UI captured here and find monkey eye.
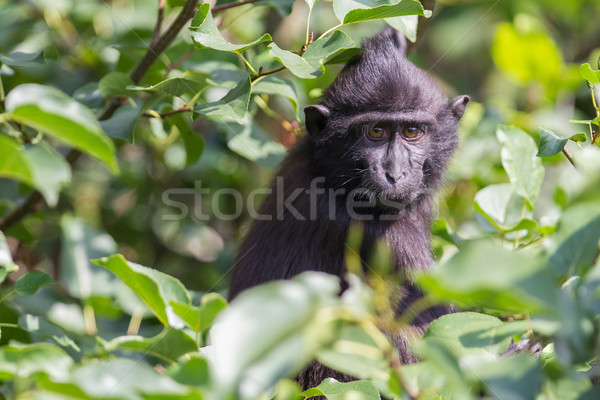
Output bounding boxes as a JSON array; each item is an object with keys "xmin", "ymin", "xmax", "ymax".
[
  {"xmin": 368, "ymin": 126, "xmax": 386, "ymax": 139},
  {"xmin": 402, "ymin": 126, "xmax": 422, "ymax": 139}
]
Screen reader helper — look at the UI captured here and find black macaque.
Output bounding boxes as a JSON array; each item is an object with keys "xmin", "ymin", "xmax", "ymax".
[{"xmin": 228, "ymin": 27, "xmax": 469, "ymax": 389}]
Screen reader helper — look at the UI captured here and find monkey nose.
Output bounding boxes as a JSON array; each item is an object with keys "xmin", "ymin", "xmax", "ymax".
[{"xmin": 385, "ymin": 172, "xmax": 403, "ymax": 185}]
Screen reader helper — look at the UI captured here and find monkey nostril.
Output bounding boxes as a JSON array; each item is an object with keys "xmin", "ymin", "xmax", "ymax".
[{"xmin": 385, "ymin": 172, "xmax": 396, "ymax": 185}]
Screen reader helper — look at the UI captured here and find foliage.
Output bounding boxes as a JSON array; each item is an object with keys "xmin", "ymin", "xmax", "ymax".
[{"xmin": 1, "ymin": 0, "xmax": 600, "ymax": 399}]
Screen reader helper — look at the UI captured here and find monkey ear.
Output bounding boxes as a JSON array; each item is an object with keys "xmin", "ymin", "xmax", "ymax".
[
  {"xmin": 304, "ymin": 105, "xmax": 330, "ymax": 136},
  {"xmin": 449, "ymin": 95, "xmax": 470, "ymax": 119}
]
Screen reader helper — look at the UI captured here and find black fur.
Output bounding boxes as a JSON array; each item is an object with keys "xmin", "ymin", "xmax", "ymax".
[{"xmin": 228, "ymin": 27, "xmax": 469, "ymax": 389}]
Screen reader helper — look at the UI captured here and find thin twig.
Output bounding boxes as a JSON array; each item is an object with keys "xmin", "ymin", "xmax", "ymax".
[
  {"xmin": 562, "ymin": 146, "xmax": 576, "ymax": 167},
  {"xmin": 151, "ymin": 0, "xmax": 166, "ymax": 47},
  {"xmin": 211, "ymin": 0, "xmax": 261, "ymax": 13},
  {"xmin": 0, "ymin": 0, "xmax": 200, "ymax": 233},
  {"xmin": 142, "ymin": 106, "xmax": 192, "ymax": 119},
  {"xmin": 250, "ymin": 45, "xmax": 308, "ymax": 82},
  {"xmin": 163, "ymin": 47, "xmax": 195, "ymax": 78}
]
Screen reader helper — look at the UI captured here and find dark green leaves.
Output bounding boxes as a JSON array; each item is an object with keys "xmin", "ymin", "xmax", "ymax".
[
  {"xmin": 538, "ymin": 127, "xmax": 586, "ymax": 157},
  {"xmin": 4, "ymin": 84, "xmax": 118, "ymax": 173},
  {"xmin": 195, "ymin": 77, "xmax": 251, "ymax": 122},
  {"xmin": 14, "ymin": 271, "xmax": 54, "ymax": 296},
  {"xmin": 190, "ymin": 3, "xmax": 272, "ymax": 53}
]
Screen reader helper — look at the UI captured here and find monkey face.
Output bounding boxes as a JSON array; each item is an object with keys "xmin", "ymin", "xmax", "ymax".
[{"xmin": 355, "ymin": 122, "xmax": 431, "ymax": 202}]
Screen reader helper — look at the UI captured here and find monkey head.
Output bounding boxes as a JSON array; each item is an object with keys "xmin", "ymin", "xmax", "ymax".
[{"xmin": 304, "ymin": 27, "xmax": 469, "ymax": 206}]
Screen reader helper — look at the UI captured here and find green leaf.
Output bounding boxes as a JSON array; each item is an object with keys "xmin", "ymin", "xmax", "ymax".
[
  {"xmin": 546, "ymin": 202, "xmax": 600, "ymax": 276},
  {"xmin": 538, "ymin": 127, "xmax": 569, "ymax": 157},
  {"xmin": 0, "ymin": 137, "xmax": 71, "ymax": 206},
  {"xmin": 317, "ymin": 324, "xmax": 389, "ymax": 381},
  {"xmin": 5, "ymin": 84, "xmax": 118, "ymax": 173},
  {"xmin": 337, "ymin": 0, "xmax": 431, "ymax": 25},
  {"xmin": 0, "ymin": 343, "xmax": 72, "ymax": 381},
  {"xmin": 473, "ymin": 183, "xmax": 537, "ymax": 233},
  {"xmin": 42, "ymin": 359, "xmax": 189, "ymax": 399},
  {"xmin": 268, "ymin": 30, "xmax": 356, "ymax": 79},
  {"xmin": 98, "ymin": 72, "xmax": 135, "ymax": 98},
  {"xmin": 302, "ymin": 378, "xmax": 380, "ymax": 400},
  {"xmin": 60, "ymin": 214, "xmax": 118, "ymax": 299},
  {"xmin": 14, "ymin": 270, "xmax": 54, "ymax": 296},
  {"xmin": 492, "ymin": 22, "xmax": 565, "ymax": 97},
  {"xmin": 570, "ymin": 132, "xmax": 587, "ymax": 142},
  {"xmin": 252, "ymin": 76, "xmax": 299, "ymax": 118},
  {"xmin": 210, "ymin": 272, "xmax": 341, "ymax": 398},
  {"xmin": 166, "ymin": 356, "xmax": 210, "ymax": 387},
  {"xmin": 385, "ymin": 15, "xmax": 419, "ymax": 42},
  {"xmin": 579, "ymin": 63, "xmax": 600, "ymax": 85},
  {"xmin": 195, "ymin": 77, "xmax": 251, "ymax": 122},
  {"xmin": 0, "ymin": 232, "xmax": 18, "ymax": 283},
  {"xmin": 168, "ymin": 113, "xmax": 205, "ymax": 166},
  {"xmin": 473, "ymin": 355, "xmax": 543, "ymax": 400},
  {"xmin": 424, "ymin": 312, "xmax": 512, "ymax": 357},
  {"xmin": 418, "ymin": 241, "xmax": 557, "ymax": 314},
  {"xmin": 190, "ymin": 3, "xmax": 272, "ymax": 53},
  {"xmin": 496, "ymin": 125, "xmax": 544, "ymax": 209},
  {"xmin": 103, "ymin": 328, "xmax": 198, "ymax": 362},
  {"xmin": 0, "ymin": 51, "xmax": 45, "ymax": 67},
  {"xmin": 93, "ymin": 254, "xmax": 191, "ymax": 327},
  {"xmin": 220, "ymin": 118, "xmax": 286, "ymax": 169},
  {"xmin": 128, "ymin": 77, "xmax": 205, "ymax": 97},
  {"xmin": 99, "ymin": 103, "xmax": 140, "ymax": 142},
  {"xmin": 268, "ymin": 43, "xmax": 319, "ymax": 79},
  {"xmin": 171, "ymin": 292, "xmax": 227, "ymax": 333}
]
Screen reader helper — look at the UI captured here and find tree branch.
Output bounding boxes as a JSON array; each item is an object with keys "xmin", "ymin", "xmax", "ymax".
[
  {"xmin": 211, "ymin": 0, "xmax": 262, "ymax": 13},
  {"xmin": 562, "ymin": 146, "xmax": 576, "ymax": 168},
  {"xmin": 0, "ymin": 0, "xmax": 200, "ymax": 233}
]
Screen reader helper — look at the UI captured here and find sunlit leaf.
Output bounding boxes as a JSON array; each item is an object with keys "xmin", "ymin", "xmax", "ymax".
[
  {"xmin": 0, "ymin": 232, "xmax": 18, "ymax": 283},
  {"xmin": 385, "ymin": 15, "xmax": 418, "ymax": 42},
  {"xmin": 268, "ymin": 30, "xmax": 356, "ymax": 79},
  {"xmin": 496, "ymin": 125, "xmax": 544, "ymax": 209},
  {"xmin": 93, "ymin": 254, "xmax": 190, "ymax": 327},
  {"xmin": 14, "ymin": 270, "xmax": 54, "ymax": 296},
  {"xmin": 424, "ymin": 312, "xmax": 512, "ymax": 357},
  {"xmin": 538, "ymin": 127, "xmax": 569, "ymax": 157},
  {"xmin": 418, "ymin": 241, "xmax": 557, "ymax": 313},
  {"xmin": 210, "ymin": 272, "xmax": 341, "ymax": 399},
  {"xmin": 5, "ymin": 84, "xmax": 118, "ymax": 173},
  {"xmin": 190, "ymin": 3, "xmax": 272, "ymax": 53},
  {"xmin": 171, "ymin": 292, "xmax": 227, "ymax": 333},
  {"xmin": 473, "ymin": 183, "xmax": 537, "ymax": 233},
  {"xmin": 301, "ymin": 378, "xmax": 380, "ymax": 400},
  {"xmin": 492, "ymin": 21, "xmax": 565, "ymax": 97},
  {"xmin": 0, "ymin": 137, "xmax": 71, "ymax": 206},
  {"xmin": 333, "ymin": 0, "xmax": 430, "ymax": 25},
  {"xmin": 0, "ymin": 343, "xmax": 72, "ymax": 380},
  {"xmin": 580, "ymin": 63, "xmax": 600, "ymax": 85}
]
